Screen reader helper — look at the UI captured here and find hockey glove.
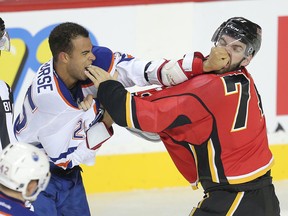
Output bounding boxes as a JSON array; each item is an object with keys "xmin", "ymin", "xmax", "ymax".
[
  {"xmin": 145, "ymin": 52, "xmax": 204, "ymax": 87},
  {"xmin": 0, "ymin": 18, "xmax": 5, "ymax": 37}
]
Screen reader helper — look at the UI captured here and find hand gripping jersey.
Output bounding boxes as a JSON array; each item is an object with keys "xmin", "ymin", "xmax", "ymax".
[
  {"xmin": 97, "ymin": 67, "xmax": 274, "ymax": 188},
  {"xmin": 0, "ymin": 80, "xmax": 16, "ymax": 152}
]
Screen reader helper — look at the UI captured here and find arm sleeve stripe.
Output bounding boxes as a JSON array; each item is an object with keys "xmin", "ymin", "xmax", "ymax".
[
  {"xmin": 125, "ymin": 92, "xmax": 134, "ymax": 128},
  {"xmin": 107, "ymin": 54, "xmax": 115, "ymax": 73}
]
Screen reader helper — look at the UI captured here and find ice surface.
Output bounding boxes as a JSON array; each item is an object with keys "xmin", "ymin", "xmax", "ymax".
[{"xmin": 88, "ymin": 180, "xmax": 288, "ymax": 216}]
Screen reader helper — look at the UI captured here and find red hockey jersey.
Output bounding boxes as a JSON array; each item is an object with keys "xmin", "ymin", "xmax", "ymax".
[{"xmin": 97, "ymin": 67, "xmax": 274, "ymax": 187}]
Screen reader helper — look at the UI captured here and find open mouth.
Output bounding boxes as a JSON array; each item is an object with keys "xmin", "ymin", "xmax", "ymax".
[
  {"xmin": 84, "ymin": 66, "xmax": 96, "ymax": 78},
  {"xmin": 85, "ymin": 65, "xmax": 93, "ymax": 74}
]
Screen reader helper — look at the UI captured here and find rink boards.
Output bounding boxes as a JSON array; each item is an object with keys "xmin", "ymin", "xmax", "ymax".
[{"xmin": 82, "ymin": 143, "xmax": 288, "ymax": 193}]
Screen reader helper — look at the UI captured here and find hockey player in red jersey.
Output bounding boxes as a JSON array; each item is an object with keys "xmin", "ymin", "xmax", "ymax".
[{"xmin": 87, "ymin": 17, "xmax": 280, "ymax": 215}]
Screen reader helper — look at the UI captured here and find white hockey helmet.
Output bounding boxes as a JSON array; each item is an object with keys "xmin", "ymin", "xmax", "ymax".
[{"xmin": 0, "ymin": 142, "xmax": 51, "ymax": 201}]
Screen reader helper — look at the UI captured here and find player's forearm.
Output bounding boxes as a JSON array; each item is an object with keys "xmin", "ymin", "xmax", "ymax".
[
  {"xmin": 116, "ymin": 57, "xmax": 152, "ymax": 87},
  {"xmin": 97, "ymin": 80, "xmax": 130, "ymax": 127},
  {"xmin": 116, "ymin": 52, "xmax": 206, "ymax": 88},
  {"xmin": 143, "ymin": 52, "xmax": 205, "ymax": 86}
]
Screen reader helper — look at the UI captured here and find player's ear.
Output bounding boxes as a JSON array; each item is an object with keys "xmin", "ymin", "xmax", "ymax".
[
  {"xmin": 59, "ymin": 51, "xmax": 69, "ymax": 63},
  {"xmin": 240, "ymin": 55, "xmax": 253, "ymax": 67},
  {"xmin": 26, "ymin": 180, "xmax": 38, "ymax": 196}
]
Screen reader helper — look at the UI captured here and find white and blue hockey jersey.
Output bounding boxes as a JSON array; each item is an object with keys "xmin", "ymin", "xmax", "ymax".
[{"xmin": 14, "ymin": 46, "xmax": 155, "ymax": 169}]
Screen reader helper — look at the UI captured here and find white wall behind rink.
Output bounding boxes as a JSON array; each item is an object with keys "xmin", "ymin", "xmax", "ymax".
[{"xmin": 2, "ymin": 0, "xmax": 287, "ymax": 155}]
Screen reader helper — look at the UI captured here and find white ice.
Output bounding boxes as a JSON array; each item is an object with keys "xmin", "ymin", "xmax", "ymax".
[{"xmin": 88, "ymin": 180, "xmax": 288, "ymax": 216}]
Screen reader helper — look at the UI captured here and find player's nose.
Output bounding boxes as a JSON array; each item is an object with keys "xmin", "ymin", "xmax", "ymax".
[{"xmin": 90, "ymin": 52, "xmax": 96, "ymax": 61}]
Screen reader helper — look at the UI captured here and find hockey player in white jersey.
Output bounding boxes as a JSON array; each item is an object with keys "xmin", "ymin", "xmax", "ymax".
[
  {"xmin": 14, "ymin": 22, "xmax": 204, "ymax": 215},
  {"xmin": 0, "ymin": 17, "xmax": 16, "ymax": 152},
  {"xmin": 14, "ymin": 23, "xmax": 110, "ymax": 216}
]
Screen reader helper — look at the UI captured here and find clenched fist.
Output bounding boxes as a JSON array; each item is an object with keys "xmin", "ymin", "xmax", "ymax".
[{"xmin": 203, "ymin": 47, "xmax": 230, "ymax": 72}]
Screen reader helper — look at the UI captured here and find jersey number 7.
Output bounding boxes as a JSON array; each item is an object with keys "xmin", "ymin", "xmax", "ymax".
[{"xmin": 221, "ymin": 73, "xmax": 263, "ymax": 132}]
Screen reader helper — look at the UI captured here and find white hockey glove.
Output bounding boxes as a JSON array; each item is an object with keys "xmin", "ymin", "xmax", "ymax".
[
  {"xmin": 86, "ymin": 121, "xmax": 113, "ymax": 150},
  {"xmin": 144, "ymin": 53, "xmax": 204, "ymax": 87},
  {"xmin": 160, "ymin": 60, "xmax": 188, "ymax": 86},
  {"xmin": 0, "ymin": 17, "xmax": 11, "ymax": 52}
]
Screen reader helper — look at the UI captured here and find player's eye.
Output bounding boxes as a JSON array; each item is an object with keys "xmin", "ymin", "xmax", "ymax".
[
  {"xmin": 216, "ymin": 38, "xmax": 227, "ymax": 47},
  {"xmin": 232, "ymin": 45, "xmax": 244, "ymax": 53}
]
